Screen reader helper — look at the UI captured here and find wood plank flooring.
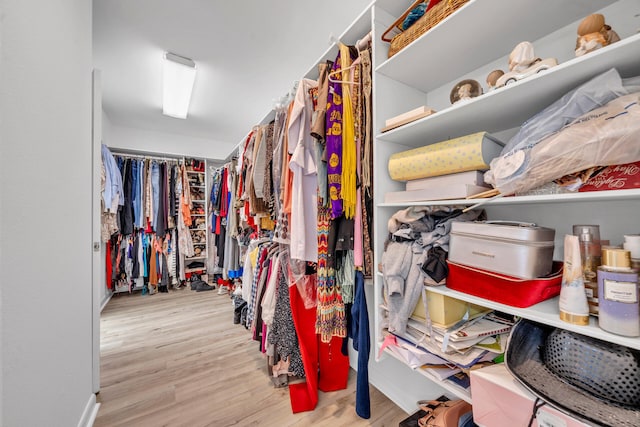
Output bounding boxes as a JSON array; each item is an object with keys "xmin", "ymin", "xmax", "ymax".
[{"xmin": 95, "ymin": 287, "xmax": 409, "ymax": 427}]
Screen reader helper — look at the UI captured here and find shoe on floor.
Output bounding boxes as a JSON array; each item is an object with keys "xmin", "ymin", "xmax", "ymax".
[{"xmin": 195, "ymin": 281, "xmax": 215, "ymax": 292}]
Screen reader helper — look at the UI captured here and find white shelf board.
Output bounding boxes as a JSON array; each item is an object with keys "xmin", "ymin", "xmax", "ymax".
[
  {"xmin": 382, "ymin": 347, "xmax": 472, "ymax": 403},
  {"xmin": 303, "ymin": 2, "xmax": 373, "ymax": 79},
  {"xmin": 259, "ymin": 110, "xmax": 276, "ymax": 125},
  {"xmin": 378, "ymin": 188, "xmax": 640, "ymax": 208},
  {"xmin": 427, "ymin": 285, "xmax": 640, "ymax": 351},
  {"xmin": 375, "ymin": 0, "xmax": 611, "ymax": 93},
  {"xmin": 376, "ymin": 32, "xmax": 640, "ymax": 147},
  {"xmin": 374, "ymin": 0, "xmax": 413, "ymax": 19}
]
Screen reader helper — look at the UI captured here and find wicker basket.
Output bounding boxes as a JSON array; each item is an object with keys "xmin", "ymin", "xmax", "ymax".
[{"xmin": 383, "ymin": 0, "xmax": 469, "ymax": 58}]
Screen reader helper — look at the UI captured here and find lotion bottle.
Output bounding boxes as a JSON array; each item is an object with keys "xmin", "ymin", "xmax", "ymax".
[
  {"xmin": 597, "ymin": 248, "xmax": 640, "ymax": 337},
  {"xmin": 559, "ymin": 234, "xmax": 590, "ymax": 325}
]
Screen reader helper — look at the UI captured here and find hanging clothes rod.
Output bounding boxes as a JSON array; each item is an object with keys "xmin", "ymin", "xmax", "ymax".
[
  {"xmin": 110, "ymin": 151, "xmax": 180, "ymax": 162},
  {"xmin": 356, "ymin": 31, "xmax": 372, "ymax": 51}
]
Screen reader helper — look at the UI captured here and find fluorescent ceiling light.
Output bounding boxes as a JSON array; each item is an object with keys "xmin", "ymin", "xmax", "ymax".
[{"xmin": 162, "ymin": 52, "xmax": 196, "ymax": 119}]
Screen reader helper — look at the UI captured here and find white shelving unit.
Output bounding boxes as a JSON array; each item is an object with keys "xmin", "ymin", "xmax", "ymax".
[
  {"xmin": 205, "ymin": 0, "xmax": 639, "ymax": 417},
  {"xmin": 371, "ymin": 0, "xmax": 640, "ymax": 414},
  {"xmin": 185, "ymin": 165, "xmax": 208, "ymax": 272}
]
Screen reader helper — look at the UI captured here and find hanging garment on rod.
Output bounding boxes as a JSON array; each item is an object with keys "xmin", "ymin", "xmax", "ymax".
[{"xmin": 104, "ymin": 148, "xmax": 203, "ymax": 287}]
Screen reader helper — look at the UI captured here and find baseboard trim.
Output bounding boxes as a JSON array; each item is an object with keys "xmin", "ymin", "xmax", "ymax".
[
  {"xmin": 100, "ymin": 292, "xmax": 112, "ymax": 312},
  {"xmin": 77, "ymin": 394, "xmax": 100, "ymax": 427}
]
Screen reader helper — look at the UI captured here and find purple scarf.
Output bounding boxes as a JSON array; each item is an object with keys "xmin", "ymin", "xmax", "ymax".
[{"xmin": 326, "ymin": 54, "xmax": 343, "ymax": 219}]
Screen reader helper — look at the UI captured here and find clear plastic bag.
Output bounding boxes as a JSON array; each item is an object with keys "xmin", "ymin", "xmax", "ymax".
[
  {"xmin": 498, "ymin": 68, "xmax": 627, "ymax": 159},
  {"xmin": 487, "ymin": 92, "xmax": 640, "ymax": 195}
]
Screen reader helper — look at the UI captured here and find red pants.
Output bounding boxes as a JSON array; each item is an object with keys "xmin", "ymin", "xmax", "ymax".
[{"xmin": 288, "ymin": 275, "xmax": 349, "ymax": 413}]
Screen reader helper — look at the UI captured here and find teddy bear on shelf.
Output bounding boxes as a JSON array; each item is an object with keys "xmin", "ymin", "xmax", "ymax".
[{"xmin": 575, "ymin": 14, "xmax": 620, "ymax": 57}]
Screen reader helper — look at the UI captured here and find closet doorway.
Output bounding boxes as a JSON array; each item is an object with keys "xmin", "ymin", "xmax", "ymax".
[{"xmin": 91, "ymin": 69, "xmax": 103, "ymax": 395}]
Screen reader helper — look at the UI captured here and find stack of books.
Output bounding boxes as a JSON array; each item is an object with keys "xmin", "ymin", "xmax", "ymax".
[
  {"xmin": 381, "ymin": 106, "xmax": 436, "ymax": 132},
  {"xmin": 384, "ymin": 170, "xmax": 493, "ymax": 203}
]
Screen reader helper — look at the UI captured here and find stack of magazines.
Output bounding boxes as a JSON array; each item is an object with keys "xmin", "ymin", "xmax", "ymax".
[
  {"xmin": 388, "ymin": 311, "xmax": 514, "ymax": 369},
  {"xmin": 382, "ymin": 311, "xmax": 515, "ymax": 390}
]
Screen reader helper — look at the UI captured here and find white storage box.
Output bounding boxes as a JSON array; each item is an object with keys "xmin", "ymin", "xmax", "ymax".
[{"xmin": 470, "ymin": 364, "xmax": 589, "ymax": 427}]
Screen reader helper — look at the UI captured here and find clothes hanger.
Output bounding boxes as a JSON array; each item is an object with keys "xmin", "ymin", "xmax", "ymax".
[
  {"xmin": 328, "ymin": 43, "xmax": 362, "ymax": 85},
  {"xmin": 328, "ymin": 57, "xmax": 361, "ymax": 84}
]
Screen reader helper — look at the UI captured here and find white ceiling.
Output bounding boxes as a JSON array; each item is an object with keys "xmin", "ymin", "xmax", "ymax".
[{"xmin": 93, "ymin": 0, "xmax": 373, "ymax": 160}]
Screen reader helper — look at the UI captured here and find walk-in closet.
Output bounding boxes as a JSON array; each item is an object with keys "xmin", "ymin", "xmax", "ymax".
[{"xmin": 3, "ymin": 1, "xmax": 640, "ymax": 426}]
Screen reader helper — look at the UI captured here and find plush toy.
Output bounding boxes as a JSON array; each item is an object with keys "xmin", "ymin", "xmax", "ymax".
[{"xmin": 575, "ymin": 14, "xmax": 620, "ymax": 56}]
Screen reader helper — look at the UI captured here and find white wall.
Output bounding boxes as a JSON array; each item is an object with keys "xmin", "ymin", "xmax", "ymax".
[
  {"xmin": 102, "ymin": 109, "xmax": 114, "ymax": 148},
  {"xmin": 0, "ymin": 1, "xmax": 96, "ymax": 426},
  {"xmin": 107, "ymin": 122, "xmax": 236, "ymax": 161}
]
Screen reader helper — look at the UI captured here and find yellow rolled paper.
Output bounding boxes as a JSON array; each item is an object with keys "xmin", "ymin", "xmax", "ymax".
[{"xmin": 388, "ymin": 131, "xmax": 504, "ymax": 181}]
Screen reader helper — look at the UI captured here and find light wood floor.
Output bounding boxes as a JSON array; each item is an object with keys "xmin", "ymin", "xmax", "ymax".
[{"xmin": 95, "ymin": 287, "xmax": 409, "ymax": 427}]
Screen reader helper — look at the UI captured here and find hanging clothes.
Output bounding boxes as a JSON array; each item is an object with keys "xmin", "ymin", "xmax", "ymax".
[
  {"xmin": 262, "ymin": 122, "xmax": 275, "ymax": 217},
  {"xmin": 100, "ymin": 145, "xmax": 123, "ymax": 241},
  {"xmin": 131, "ymin": 159, "xmax": 141, "ymax": 229},
  {"xmin": 168, "ymin": 164, "xmax": 177, "ymax": 228},
  {"xmin": 105, "ymin": 240, "xmax": 113, "ymax": 290},
  {"xmin": 100, "ymin": 162, "xmax": 119, "ymax": 241},
  {"xmin": 351, "ymin": 58, "xmax": 364, "ymax": 271},
  {"xmin": 153, "ymin": 163, "xmax": 167, "ymax": 237},
  {"xmin": 288, "ymin": 78, "xmax": 319, "ymax": 263},
  {"xmin": 131, "ymin": 232, "xmax": 140, "ymax": 279},
  {"xmin": 280, "ymin": 100, "xmax": 295, "ymax": 217},
  {"xmin": 148, "ymin": 237, "xmax": 158, "ymax": 288},
  {"xmin": 101, "ymin": 144, "xmax": 124, "ymax": 214},
  {"xmin": 149, "ymin": 161, "xmax": 159, "ymax": 230},
  {"xmin": 268, "ymin": 253, "xmax": 305, "ymax": 382},
  {"xmin": 144, "ymin": 159, "xmax": 153, "ymax": 230},
  {"xmin": 326, "ymin": 54, "xmax": 344, "ymax": 219},
  {"xmin": 120, "ymin": 158, "xmax": 134, "ymax": 235},
  {"xmin": 252, "ymin": 126, "xmax": 267, "ymax": 199},
  {"xmin": 315, "ymin": 205, "xmax": 345, "ymax": 342},
  {"xmin": 361, "ymin": 46, "xmax": 374, "ymax": 277},
  {"xmin": 311, "ymin": 61, "xmax": 332, "ymax": 206},
  {"xmin": 271, "ymin": 107, "xmax": 287, "ymax": 214},
  {"xmin": 339, "ymin": 44, "xmax": 357, "ymax": 220},
  {"xmin": 289, "ymin": 272, "xmax": 350, "ymax": 413},
  {"xmin": 350, "ymin": 270, "xmax": 371, "ymax": 419}
]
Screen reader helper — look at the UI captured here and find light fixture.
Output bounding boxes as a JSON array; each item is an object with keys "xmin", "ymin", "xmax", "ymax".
[{"xmin": 162, "ymin": 52, "xmax": 196, "ymax": 119}]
